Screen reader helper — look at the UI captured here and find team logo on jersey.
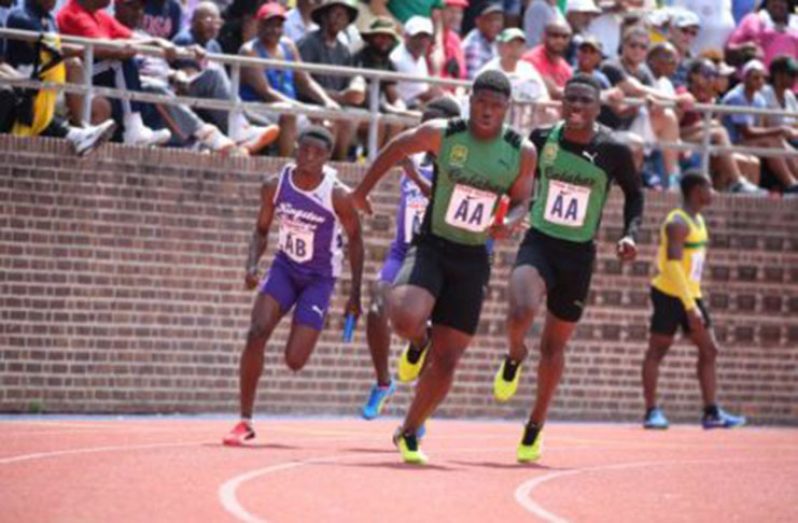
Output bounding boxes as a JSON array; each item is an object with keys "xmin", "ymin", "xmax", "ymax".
[
  {"xmin": 449, "ymin": 144, "xmax": 469, "ymax": 167},
  {"xmin": 542, "ymin": 143, "xmax": 558, "ymax": 164}
]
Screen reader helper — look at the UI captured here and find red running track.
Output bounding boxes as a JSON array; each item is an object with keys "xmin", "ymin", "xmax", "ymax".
[{"xmin": 1, "ymin": 417, "xmax": 796, "ymax": 522}]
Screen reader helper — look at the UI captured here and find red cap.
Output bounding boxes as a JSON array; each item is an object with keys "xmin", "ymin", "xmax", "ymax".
[
  {"xmin": 256, "ymin": 2, "xmax": 286, "ymax": 21},
  {"xmin": 445, "ymin": 0, "xmax": 469, "ymax": 6}
]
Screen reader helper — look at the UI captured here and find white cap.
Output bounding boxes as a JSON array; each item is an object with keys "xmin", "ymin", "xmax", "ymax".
[
  {"xmin": 742, "ymin": 59, "xmax": 766, "ymax": 77},
  {"xmin": 405, "ymin": 16, "xmax": 434, "ymax": 37},
  {"xmin": 567, "ymin": 0, "xmax": 601, "ymax": 14},
  {"xmin": 671, "ymin": 9, "xmax": 701, "ymax": 29}
]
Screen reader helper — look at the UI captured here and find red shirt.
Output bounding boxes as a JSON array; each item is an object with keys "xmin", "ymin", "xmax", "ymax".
[
  {"xmin": 521, "ymin": 45, "xmax": 572, "ymax": 88},
  {"xmin": 440, "ymin": 29, "xmax": 466, "ymax": 81},
  {"xmin": 56, "ymin": 0, "xmax": 132, "ymax": 39}
]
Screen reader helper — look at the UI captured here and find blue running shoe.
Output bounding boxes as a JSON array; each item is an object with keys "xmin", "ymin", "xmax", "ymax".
[
  {"xmin": 702, "ymin": 407, "xmax": 746, "ymax": 429},
  {"xmin": 643, "ymin": 407, "xmax": 669, "ymax": 430},
  {"xmin": 361, "ymin": 381, "xmax": 396, "ymax": 420}
]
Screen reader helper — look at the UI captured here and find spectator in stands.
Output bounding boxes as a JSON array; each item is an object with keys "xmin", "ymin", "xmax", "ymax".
[
  {"xmin": 478, "ymin": 27, "xmax": 556, "ymax": 129},
  {"xmin": 439, "ymin": 0, "xmax": 467, "ymax": 84},
  {"xmin": 368, "ymin": 0, "xmax": 446, "ymax": 75},
  {"xmin": 217, "ymin": 0, "xmax": 263, "ymax": 56},
  {"xmin": 586, "ymin": 0, "xmax": 647, "ymax": 59},
  {"xmin": 239, "ymin": 2, "xmax": 339, "ymax": 158},
  {"xmin": 600, "ymin": 26, "xmax": 685, "ymax": 188},
  {"xmin": 353, "ymin": 16, "xmax": 412, "ymax": 145},
  {"xmin": 57, "ymin": 0, "xmax": 172, "ymax": 147},
  {"xmin": 700, "ymin": 49, "xmax": 737, "ymax": 98},
  {"xmin": 721, "ymin": 59, "xmax": 798, "ymax": 193},
  {"xmin": 761, "ymin": 55, "xmax": 798, "ymax": 132},
  {"xmin": 668, "ymin": 9, "xmax": 701, "ymax": 89},
  {"xmin": 523, "ymin": 20, "xmax": 573, "ymax": 100},
  {"xmin": 284, "ymin": 0, "xmax": 322, "ymax": 42},
  {"xmin": 727, "ymin": 0, "xmax": 798, "ymax": 69},
  {"xmin": 297, "ymin": 0, "xmax": 364, "ymax": 159},
  {"xmin": 564, "ymin": 0, "xmax": 602, "ymax": 67},
  {"xmin": 391, "ymin": 16, "xmax": 442, "ymax": 108},
  {"xmin": 462, "ymin": 2, "xmax": 502, "ymax": 79},
  {"xmin": 116, "ymin": 0, "xmax": 278, "ymax": 154},
  {"xmin": 678, "ymin": 59, "xmax": 764, "ymax": 193},
  {"xmin": 142, "ymin": 0, "xmax": 183, "ymax": 40},
  {"xmin": 463, "ymin": 0, "xmax": 523, "ymax": 34},
  {"xmin": 1, "ymin": 0, "xmax": 116, "ymax": 154},
  {"xmin": 172, "ymin": 1, "xmax": 221, "ymax": 54},
  {"xmin": 523, "ymin": 0, "xmax": 566, "ymax": 49},
  {"xmin": 170, "ymin": 1, "xmax": 280, "ymax": 152},
  {"xmin": 575, "ymin": 36, "xmax": 611, "ymax": 89},
  {"xmin": 669, "ymin": 0, "xmax": 736, "ymax": 57}
]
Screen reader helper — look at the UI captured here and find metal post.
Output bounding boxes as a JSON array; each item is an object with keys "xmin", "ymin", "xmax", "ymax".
[
  {"xmin": 367, "ymin": 77, "xmax": 381, "ymax": 162},
  {"xmin": 81, "ymin": 44, "xmax": 94, "ymax": 124},
  {"xmin": 228, "ymin": 63, "xmax": 241, "ymax": 137},
  {"xmin": 699, "ymin": 106, "xmax": 712, "ymax": 178}
]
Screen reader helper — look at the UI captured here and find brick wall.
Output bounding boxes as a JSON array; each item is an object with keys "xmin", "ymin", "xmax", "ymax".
[{"xmin": 1, "ymin": 135, "xmax": 796, "ymax": 425}]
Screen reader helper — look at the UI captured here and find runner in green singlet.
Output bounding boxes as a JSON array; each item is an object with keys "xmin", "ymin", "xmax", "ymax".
[
  {"xmin": 492, "ymin": 73, "xmax": 645, "ymax": 463},
  {"xmin": 352, "ymin": 70, "xmax": 537, "ymax": 464}
]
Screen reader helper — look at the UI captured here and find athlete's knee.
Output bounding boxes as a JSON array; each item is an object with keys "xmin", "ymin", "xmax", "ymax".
[
  {"xmin": 697, "ymin": 342, "xmax": 718, "ymax": 364},
  {"xmin": 284, "ymin": 351, "xmax": 309, "ymax": 372},
  {"xmin": 508, "ymin": 299, "xmax": 540, "ymax": 327},
  {"xmin": 431, "ymin": 347, "xmax": 463, "ymax": 374},
  {"xmin": 390, "ymin": 310, "xmax": 424, "ymax": 340},
  {"xmin": 247, "ymin": 321, "xmax": 271, "ymax": 343}
]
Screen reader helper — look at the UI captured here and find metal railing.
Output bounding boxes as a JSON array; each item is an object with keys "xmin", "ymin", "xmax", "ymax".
[{"xmin": 1, "ymin": 27, "xmax": 797, "ymax": 172}]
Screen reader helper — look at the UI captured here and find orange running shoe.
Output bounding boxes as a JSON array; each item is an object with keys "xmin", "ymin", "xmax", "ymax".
[{"xmin": 222, "ymin": 421, "xmax": 256, "ymax": 446}]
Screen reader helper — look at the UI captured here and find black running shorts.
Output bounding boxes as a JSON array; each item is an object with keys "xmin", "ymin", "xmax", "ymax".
[
  {"xmin": 650, "ymin": 286, "xmax": 712, "ymax": 336},
  {"xmin": 513, "ymin": 228, "xmax": 596, "ymax": 323},
  {"xmin": 393, "ymin": 234, "xmax": 490, "ymax": 335}
]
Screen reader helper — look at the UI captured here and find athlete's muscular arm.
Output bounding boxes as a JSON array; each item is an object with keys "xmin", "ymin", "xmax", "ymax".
[
  {"xmin": 612, "ymin": 143, "xmax": 644, "ymax": 262},
  {"xmin": 491, "ymin": 140, "xmax": 537, "ymax": 239},
  {"xmin": 663, "ymin": 218, "xmax": 704, "ymax": 331},
  {"xmin": 244, "ymin": 177, "xmax": 279, "ymax": 290},
  {"xmin": 333, "ymin": 185, "xmax": 365, "ymax": 319},
  {"xmin": 351, "ymin": 120, "xmax": 446, "ymax": 214}
]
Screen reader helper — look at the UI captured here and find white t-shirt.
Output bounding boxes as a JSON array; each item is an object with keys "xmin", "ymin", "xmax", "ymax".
[
  {"xmin": 479, "ymin": 57, "xmax": 549, "ymax": 102},
  {"xmin": 670, "ymin": 0, "xmax": 735, "ymax": 55},
  {"xmin": 761, "ymin": 84, "xmax": 798, "ymax": 127},
  {"xmin": 390, "ymin": 43, "xmax": 429, "ymax": 105}
]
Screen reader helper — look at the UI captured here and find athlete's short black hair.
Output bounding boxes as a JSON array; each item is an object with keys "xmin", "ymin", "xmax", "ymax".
[
  {"xmin": 472, "ymin": 69, "xmax": 512, "ymax": 99},
  {"xmin": 423, "ymin": 95, "xmax": 462, "ymax": 120},
  {"xmin": 680, "ymin": 169, "xmax": 711, "ymax": 199},
  {"xmin": 565, "ymin": 73, "xmax": 602, "ymax": 98},
  {"xmin": 299, "ymin": 125, "xmax": 335, "ymax": 151}
]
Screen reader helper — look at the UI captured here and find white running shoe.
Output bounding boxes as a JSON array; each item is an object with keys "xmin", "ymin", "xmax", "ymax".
[
  {"xmin": 123, "ymin": 112, "xmax": 172, "ymax": 147},
  {"xmin": 195, "ymin": 124, "xmax": 239, "ymax": 154},
  {"xmin": 66, "ymin": 119, "xmax": 116, "ymax": 156}
]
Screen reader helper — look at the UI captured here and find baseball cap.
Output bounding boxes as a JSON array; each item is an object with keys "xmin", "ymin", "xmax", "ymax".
[
  {"xmin": 405, "ymin": 16, "xmax": 434, "ymax": 37},
  {"xmin": 578, "ymin": 35, "xmax": 603, "ymax": 53},
  {"xmin": 497, "ymin": 28, "xmax": 526, "ymax": 44},
  {"xmin": 479, "ymin": 2, "xmax": 503, "ymax": 16},
  {"xmin": 742, "ymin": 59, "xmax": 767, "ymax": 77},
  {"xmin": 256, "ymin": 2, "xmax": 286, "ymax": 22},
  {"xmin": 566, "ymin": 0, "xmax": 601, "ymax": 14},
  {"xmin": 672, "ymin": 9, "xmax": 701, "ymax": 29},
  {"xmin": 444, "ymin": 0, "xmax": 469, "ymax": 7}
]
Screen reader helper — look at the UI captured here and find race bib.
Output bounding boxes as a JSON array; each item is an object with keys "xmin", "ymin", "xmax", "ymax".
[
  {"xmin": 543, "ymin": 180, "xmax": 590, "ymax": 228},
  {"xmin": 444, "ymin": 184, "xmax": 497, "ymax": 233},
  {"xmin": 278, "ymin": 219, "xmax": 314, "ymax": 263},
  {"xmin": 403, "ymin": 197, "xmax": 427, "ymax": 244},
  {"xmin": 689, "ymin": 251, "xmax": 705, "ymax": 282}
]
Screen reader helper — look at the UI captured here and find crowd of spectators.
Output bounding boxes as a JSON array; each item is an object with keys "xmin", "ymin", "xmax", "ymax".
[{"xmin": 0, "ymin": 0, "xmax": 796, "ymax": 193}]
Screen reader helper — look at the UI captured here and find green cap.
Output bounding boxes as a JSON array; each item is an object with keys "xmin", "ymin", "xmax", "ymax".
[{"xmin": 497, "ymin": 28, "xmax": 526, "ymax": 44}]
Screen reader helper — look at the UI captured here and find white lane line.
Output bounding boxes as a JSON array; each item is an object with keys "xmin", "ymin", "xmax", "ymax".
[
  {"xmin": 514, "ymin": 457, "xmax": 798, "ymax": 523},
  {"xmin": 218, "ymin": 444, "xmax": 535, "ymax": 523},
  {"xmin": 0, "ymin": 441, "xmax": 205, "ymax": 465}
]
